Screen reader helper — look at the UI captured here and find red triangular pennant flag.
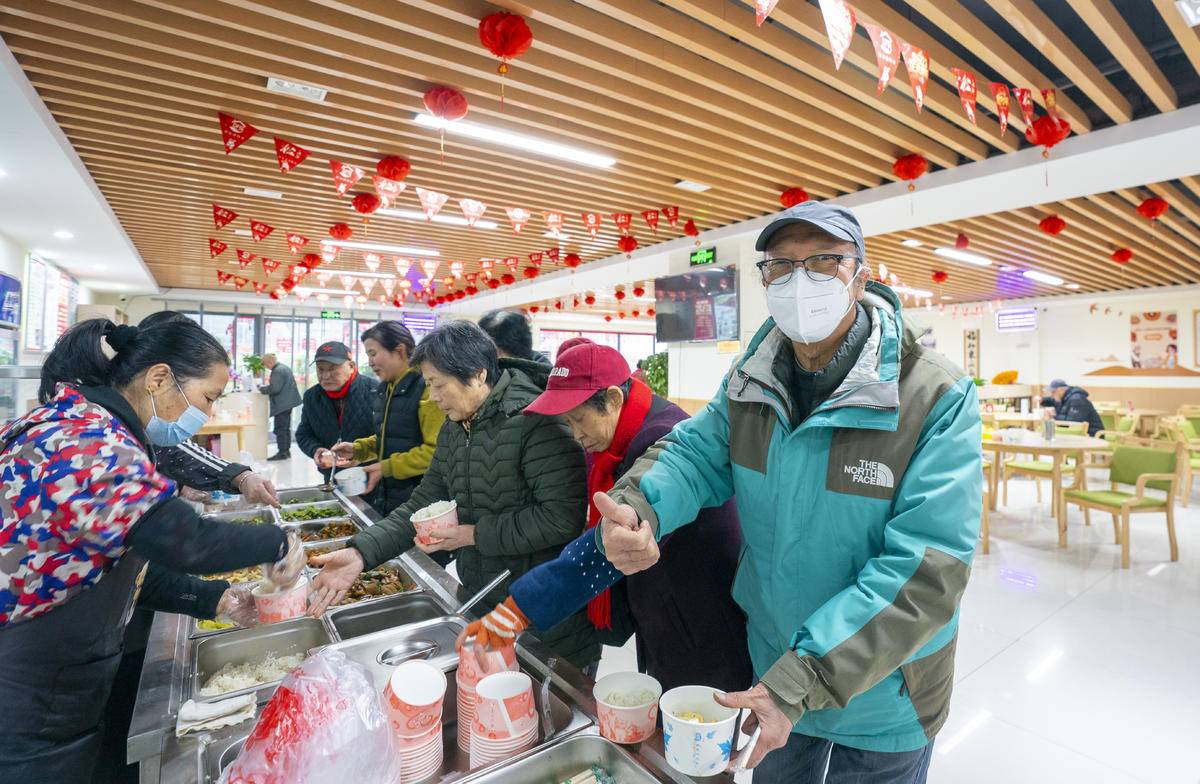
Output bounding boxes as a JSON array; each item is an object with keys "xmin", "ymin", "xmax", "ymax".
[
  {"xmin": 285, "ymin": 233, "xmax": 308, "ymax": 254},
  {"xmin": 951, "ymin": 68, "xmax": 979, "ymax": 125},
  {"xmin": 1013, "ymin": 87, "xmax": 1035, "ymax": 126},
  {"xmin": 581, "ymin": 212, "xmax": 603, "ymax": 239},
  {"xmin": 329, "ymin": 160, "xmax": 365, "ymax": 197},
  {"xmin": 217, "ymin": 112, "xmax": 258, "ymax": 154},
  {"xmin": 543, "ymin": 211, "xmax": 566, "ymax": 237},
  {"xmin": 661, "ymin": 206, "xmax": 680, "ymax": 228},
  {"xmin": 545, "ymin": 247, "xmax": 560, "ymax": 263},
  {"xmin": 818, "ymin": 0, "xmax": 857, "ymax": 71},
  {"xmin": 503, "ymin": 256, "xmax": 520, "ymax": 272},
  {"xmin": 208, "ymin": 238, "xmax": 228, "ymax": 258},
  {"xmin": 863, "ymin": 24, "xmax": 900, "ymax": 94},
  {"xmin": 216, "ymin": 270, "xmax": 232, "ymax": 285},
  {"xmin": 416, "ymin": 187, "xmax": 450, "ymax": 220},
  {"xmin": 611, "ymin": 213, "xmax": 633, "ymax": 236},
  {"xmin": 990, "ymin": 83, "xmax": 1012, "ymax": 137},
  {"xmin": 753, "ymin": 0, "xmax": 779, "ymax": 26},
  {"xmin": 529, "ymin": 252, "xmax": 543, "ymax": 268},
  {"xmin": 261, "ymin": 257, "xmax": 281, "ymax": 276},
  {"xmin": 372, "ymin": 175, "xmax": 407, "ymax": 208},
  {"xmin": 233, "ymin": 276, "xmax": 249, "ymax": 289},
  {"xmin": 236, "ymin": 248, "xmax": 255, "ymax": 269},
  {"xmin": 249, "ymin": 219, "xmax": 274, "ymax": 242},
  {"xmin": 505, "ymin": 207, "xmax": 531, "ymax": 234},
  {"xmin": 641, "ymin": 209, "xmax": 660, "ymax": 234},
  {"xmin": 900, "ymin": 43, "xmax": 930, "ymax": 112},
  {"xmin": 212, "ymin": 203, "xmax": 238, "ymax": 230},
  {"xmin": 273, "ymin": 136, "xmax": 309, "ymax": 173},
  {"xmin": 252, "ymin": 282, "xmax": 268, "ymax": 295},
  {"xmin": 1041, "ymin": 88, "xmax": 1060, "ymax": 122}
]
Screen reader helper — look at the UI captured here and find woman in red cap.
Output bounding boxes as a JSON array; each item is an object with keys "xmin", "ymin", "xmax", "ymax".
[{"xmin": 459, "ymin": 343, "xmax": 751, "ymax": 693}]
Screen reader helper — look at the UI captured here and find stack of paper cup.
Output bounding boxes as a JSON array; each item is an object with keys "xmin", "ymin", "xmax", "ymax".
[
  {"xmin": 384, "ymin": 661, "xmax": 447, "ymax": 783},
  {"xmin": 469, "ymin": 671, "xmax": 538, "ymax": 769},
  {"xmin": 455, "ymin": 643, "xmax": 518, "ymax": 753}
]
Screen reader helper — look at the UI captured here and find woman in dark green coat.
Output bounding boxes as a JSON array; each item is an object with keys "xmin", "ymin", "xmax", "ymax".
[{"xmin": 310, "ymin": 321, "xmax": 597, "ymax": 667}]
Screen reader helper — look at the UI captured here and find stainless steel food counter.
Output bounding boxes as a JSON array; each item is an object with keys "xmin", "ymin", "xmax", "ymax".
[{"xmin": 127, "ymin": 487, "xmax": 728, "ymax": 783}]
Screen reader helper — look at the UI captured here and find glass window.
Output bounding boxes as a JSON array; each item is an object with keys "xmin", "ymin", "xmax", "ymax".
[
  {"xmin": 617, "ymin": 333, "xmax": 657, "ymax": 369},
  {"xmin": 202, "ymin": 313, "xmax": 235, "ymax": 357},
  {"xmin": 538, "ymin": 329, "xmax": 582, "ymax": 363},
  {"xmin": 234, "ymin": 315, "xmax": 257, "ymax": 391},
  {"xmin": 264, "ymin": 317, "xmax": 309, "ymax": 389}
]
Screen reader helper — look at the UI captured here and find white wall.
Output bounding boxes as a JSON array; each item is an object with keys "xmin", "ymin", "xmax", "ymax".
[{"xmin": 0, "ymin": 230, "xmax": 23, "ymax": 281}]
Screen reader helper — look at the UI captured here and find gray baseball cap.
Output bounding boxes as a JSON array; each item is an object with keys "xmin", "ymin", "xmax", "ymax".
[{"xmin": 755, "ymin": 201, "xmax": 866, "ymax": 261}]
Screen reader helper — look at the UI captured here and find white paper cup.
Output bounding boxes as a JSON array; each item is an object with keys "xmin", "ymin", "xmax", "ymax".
[
  {"xmin": 251, "ymin": 576, "xmax": 308, "ymax": 624},
  {"xmin": 594, "ymin": 672, "xmax": 662, "ymax": 744},
  {"xmin": 659, "ymin": 685, "xmax": 739, "ymax": 777},
  {"xmin": 412, "ymin": 500, "xmax": 458, "ymax": 545},
  {"xmin": 334, "ymin": 466, "xmax": 367, "ymax": 496}
]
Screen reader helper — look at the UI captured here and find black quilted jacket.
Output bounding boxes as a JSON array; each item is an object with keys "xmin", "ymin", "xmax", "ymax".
[
  {"xmin": 350, "ymin": 358, "xmax": 597, "ymax": 665},
  {"xmin": 294, "ymin": 373, "xmax": 379, "ymax": 458}
]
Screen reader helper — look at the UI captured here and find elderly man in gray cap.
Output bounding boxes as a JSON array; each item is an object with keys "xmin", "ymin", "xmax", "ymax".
[{"xmin": 596, "ymin": 202, "xmax": 982, "ymax": 782}]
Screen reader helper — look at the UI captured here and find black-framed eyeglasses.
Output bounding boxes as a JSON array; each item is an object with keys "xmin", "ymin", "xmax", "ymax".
[{"xmin": 756, "ymin": 254, "xmax": 861, "ymax": 286}]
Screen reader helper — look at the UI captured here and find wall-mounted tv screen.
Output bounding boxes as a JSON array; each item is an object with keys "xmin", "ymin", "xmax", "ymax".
[{"xmin": 653, "ymin": 266, "xmax": 738, "ymax": 343}]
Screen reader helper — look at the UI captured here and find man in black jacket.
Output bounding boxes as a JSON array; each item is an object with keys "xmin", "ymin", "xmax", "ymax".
[
  {"xmin": 259, "ymin": 353, "xmax": 302, "ymax": 460},
  {"xmin": 1043, "ymin": 378, "xmax": 1105, "ymax": 436},
  {"xmin": 297, "ymin": 341, "xmax": 379, "ymax": 463}
]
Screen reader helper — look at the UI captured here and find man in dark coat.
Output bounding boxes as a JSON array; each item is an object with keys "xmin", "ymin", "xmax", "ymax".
[
  {"xmin": 296, "ymin": 341, "xmax": 378, "ymax": 463},
  {"xmin": 460, "ymin": 342, "xmax": 752, "ymax": 693},
  {"xmin": 1042, "ymin": 378, "xmax": 1105, "ymax": 436},
  {"xmin": 259, "ymin": 353, "xmax": 301, "ymax": 460},
  {"xmin": 479, "ymin": 309, "xmax": 552, "ymax": 366}
]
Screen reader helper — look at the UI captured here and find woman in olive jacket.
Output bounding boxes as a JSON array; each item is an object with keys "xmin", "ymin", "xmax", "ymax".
[{"xmin": 311, "ymin": 321, "xmax": 597, "ymax": 668}]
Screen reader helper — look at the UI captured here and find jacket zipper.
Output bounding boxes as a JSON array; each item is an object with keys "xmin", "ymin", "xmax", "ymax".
[{"xmin": 464, "ymin": 424, "xmax": 475, "ymax": 525}]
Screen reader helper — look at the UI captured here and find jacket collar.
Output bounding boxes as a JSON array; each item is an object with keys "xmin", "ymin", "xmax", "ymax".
[
  {"xmin": 730, "ymin": 282, "xmax": 908, "ymax": 432},
  {"xmin": 77, "ymin": 385, "xmax": 155, "ymax": 457}
]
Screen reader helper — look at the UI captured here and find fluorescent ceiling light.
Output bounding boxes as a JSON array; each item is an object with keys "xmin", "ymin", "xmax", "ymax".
[
  {"xmin": 321, "ymin": 239, "xmax": 438, "ymax": 257},
  {"xmin": 414, "ymin": 113, "xmax": 616, "ymax": 169},
  {"xmin": 266, "ymin": 76, "xmax": 327, "ymax": 102},
  {"xmin": 900, "ymin": 238, "xmax": 923, "ymax": 247},
  {"xmin": 543, "ymin": 231, "xmax": 570, "ymax": 240},
  {"xmin": 940, "ymin": 295, "xmax": 953, "ymax": 301},
  {"xmin": 243, "ymin": 187, "xmax": 283, "ymax": 199},
  {"xmin": 1022, "ymin": 269, "xmax": 1063, "ymax": 286},
  {"xmin": 674, "ymin": 179, "xmax": 711, "ymax": 193},
  {"xmin": 934, "ymin": 247, "xmax": 992, "ymax": 267},
  {"xmin": 296, "ymin": 287, "xmax": 357, "ymax": 297},
  {"xmin": 998, "ymin": 265, "xmax": 1018, "ymax": 272},
  {"xmin": 892, "ymin": 285, "xmax": 933, "ymax": 298},
  {"xmin": 54, "ymin": 230, "xmax": 74, "ymax": 239},
  {"xmin": 233, "ymin": 228, "xmax": 252, "ymax": 236},
  {"xmin": 376, "ymin": 207, "xmax": 497, "ymax": 230},
  {"xmin": 1064, "ymin": 282, "xmax": 1080, "ymax": 290}
]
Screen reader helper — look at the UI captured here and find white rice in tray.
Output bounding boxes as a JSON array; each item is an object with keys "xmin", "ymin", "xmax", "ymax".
[
  {"xmin": 200, "ymin": 653, "xmax": 305, "ymax": 696},
  {"xmin": 412, "ymin": 499, "xmax": 455, "ymax": 521}
]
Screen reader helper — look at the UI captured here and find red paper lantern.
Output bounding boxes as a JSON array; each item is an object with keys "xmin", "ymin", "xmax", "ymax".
[
  {"xmin": 573, "ymin": 298, "xmax": 580, "ymax": 308},
  {"xmin": 523, "ymin": 266, "xmax": 539, "ymax": 280},
  {"xmin": 454, "ymin": 290, "xmax": 466, "ymax": 300},
  {"xmin": 892, "ymin": 154, "xmax": 928, "ymax": 191},
  {"xmin": 270, "ymin": 289, "xmax": 284, "ymax": 301},
  {"xmin": 780, "ymin": 187, "xmax": 809, "ymax": 209},
  {"xmin": 631, "ymin": 309, "xmax": 640, "ymax": 318},
  {"xmin": 466, "ymin": 285, "xmax": 478, "ymax": 295},
  {"xmin": 632, "ymin": 285, "xmax": 645, "ymax": 297},
  {"xmin": 1025, "ymin": 115, "xmax": 1071, "ymax": 157},
  {"xmin": 329, "ymin": 223, "xmax": 353, "ymax": 241},
  {"xmin": 487, "ymin": 279, "xmax": 501, "ymax": 290},
  {"xmin": 352, "ymin": 192, "xmax": 381, "ymax": 217},
  {"xmin": 614, "ymin": 289, "xmax": 626, "ymax": 301},
  {"xmin": 376, "ymin": 156, "xmax": 411, "ymax": 181},
  {"xmin": 554, "ymin": 301, "xmax": 563, "ymax": 310},
  {"xmin": 585, "ymin": 294, "xmax": 596, "ymax": 306},
  {"xmin": 280, "ymin": 277, "xmax": 297, "ymax": 292},
  {"xmin": 423, "ymin": 86, "xmax": 470, "ymax": 161},
  {"xmin": 563, "ymin": 252, "xmax": 582, "ymax": 268},
  {"xmin": 617, "ymin": 235, "xmax": 638, "ymax": 257},
  {"xmin": 501, "ymin": 273, "xmax": 516, "ymax": 285},
  {"xmin": 478, "ymin": 11, "xmax": 533, "ymax": 108},
  {"xmin": 954, "ymin": 233, "xmax": 969, "ymax": 250},
  {"xmin": 618, "ymin": 312, "xmax": 626, "ymax": 319},
  {"xmin": 1136, "ymin": 197, "xmax": 1169, "ymax": 221},
  {"xmin": 300, "ymin": 252, "xmax": 322, "ymax": 270},
  {"xmin": 647, "ymin": 307, "xmax": 656, "ymax": 317},
  {"xmin": 931, "ymin": 270, "xmax": 949, "ymax": 284},
  {"xmin": 604, "ymin": 315, "xmax": 613, "ymax": 322},
  {"xmin": 1111, "ymin": 248, "xmax": 1133, "ymax": 265},
  {"xmin": 1038, "ymin": 215, "xmax": 1067, "ymax": 236}
]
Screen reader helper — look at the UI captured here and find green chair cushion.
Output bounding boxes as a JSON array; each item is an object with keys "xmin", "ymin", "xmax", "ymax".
[
  {"xmin": 1191, "ymin": 456, "xmax": 1200, "ymax": 470},
  {"xmin": 1180, "ymin": 419, "xmax": 1198, "ymax": 440},
  {"xmin": 1109, "ymin": 444, "xmax": 1177, "ymax": 490},
  {"xmin": 1063, "ymin": 489, "xmax": 1166, "ymax": 509},
  {"xmin": 1099, "ymin": 413, "xmax": 1116, "ymax": 432},
  {"xmin": 1116, "ymin": 417, "xmax": 1135, "ymax": 433},
  {"xmin": 1007, "ymin": 459, "xmax": 1075, "ymax": 474}
]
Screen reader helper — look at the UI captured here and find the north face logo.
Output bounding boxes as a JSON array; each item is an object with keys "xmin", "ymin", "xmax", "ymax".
[
  {"xmin": 844, "ymin": 459, "xmax": 894, "ymax": 489},
  {"xmin": 549, "ymin": 367, "xmax": 570, "ymax": 378}
]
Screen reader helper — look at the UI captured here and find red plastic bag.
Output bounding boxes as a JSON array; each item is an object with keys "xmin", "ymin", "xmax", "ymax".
[{"xmin": 221, "ymin": 649, "xmax": 401, "ymax": 784}]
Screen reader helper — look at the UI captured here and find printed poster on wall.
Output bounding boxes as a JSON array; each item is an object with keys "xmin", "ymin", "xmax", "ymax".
[
  {"xmin": 1130, "ymin": 311, "xmax": 1178, "ymax": 370},
  {"xmin": 0, "ymin": 272, "xmax": 21, "ymax": 327},
  {"xmin": 963, "ymin": 329, "xmax": 980, "ymax": 378}
]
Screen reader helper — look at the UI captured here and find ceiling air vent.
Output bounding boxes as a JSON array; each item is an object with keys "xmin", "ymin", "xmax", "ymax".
[{"xmin": 266, "ymin": 77, "xmax": 327, "ymax": 102}]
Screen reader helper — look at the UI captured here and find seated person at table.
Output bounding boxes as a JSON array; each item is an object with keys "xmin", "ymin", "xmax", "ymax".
[{"xmin": 1041, "ymin": 378, "xmax": 1104, "ymax": 436}]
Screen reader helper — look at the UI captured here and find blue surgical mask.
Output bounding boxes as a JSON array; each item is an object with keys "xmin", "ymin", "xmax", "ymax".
[{"xmin": 146, "ymin": 377, "xmax": 210, "ymax": 447}]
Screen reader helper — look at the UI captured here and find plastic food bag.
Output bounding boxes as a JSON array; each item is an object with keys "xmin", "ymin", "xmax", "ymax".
[{"xmin": 220, "ymin": 649, "xmax": 401, "ymax": 784}]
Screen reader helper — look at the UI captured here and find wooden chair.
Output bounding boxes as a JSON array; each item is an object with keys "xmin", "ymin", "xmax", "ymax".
[
  {"xmin": 1087, "ymin": 415, "xmax": 1137, "ymax": 467},
  {"xmin": 1063, "ymin": 441, "xmax": 1185, "ymax": 568},
  {"xmin": 1178, "ymin": 405, "xmax": 1200, "ymax": 436},
  {"xmin": 980, "ymin": 459, "xmax": 995, "ymax": 554},
  {"xmin": 1158, "ymin": 417, "xmax": 1200, "ymax": 507},
  {"xmin": 1002, "ymin": 421, "xmax": 1087, "ymax": 510}
]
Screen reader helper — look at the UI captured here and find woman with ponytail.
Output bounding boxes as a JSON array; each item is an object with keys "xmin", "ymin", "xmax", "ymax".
[{"xmin": 0, "ymin": 318, "xmax": 305, "ymax": 782}]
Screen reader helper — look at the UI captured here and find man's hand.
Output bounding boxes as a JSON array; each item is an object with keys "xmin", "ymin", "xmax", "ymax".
[
  {"xmin": 307, "ymin": 548, "xmax": 365, "ymax": 616},
  {"xmin": 595, "ymin": 492, "xmax": 660, "ymax": 575},
  {"xmin": 714, "ymin": 684, "xmax": 793, "ymax": 770},
  {"xmin": 417, "ymin": 524, "xmax": 475, "ymax": 554},
  {"xmin": 235, "ymin": 471, "xmax": 279, "ymax": 507},
  {"xmin": 363, "ymin": 462, "xmax": 383, "ymax": 494}
]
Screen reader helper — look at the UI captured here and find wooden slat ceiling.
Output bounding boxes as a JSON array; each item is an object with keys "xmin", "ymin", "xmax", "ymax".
[
  {"xmin": 0, "ymin": 0, "xmax": 1197, "ymax": 302},
  {"xmin": 867, "ymin": 177, "xmax": 1200, "ymax": 304}
]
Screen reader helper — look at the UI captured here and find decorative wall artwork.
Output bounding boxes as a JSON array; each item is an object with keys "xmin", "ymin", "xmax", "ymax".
[
  {"xmin": 1130, "ymin": 311, "xmax": 1177, "ymax": 370},
  {"xmin": 963, "ymin": 328, "xmax": 979, "ymax": 377}
]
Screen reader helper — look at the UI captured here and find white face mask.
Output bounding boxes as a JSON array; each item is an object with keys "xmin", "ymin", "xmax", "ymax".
[{"xmin": 766, "ymin": 272, "xmax": 856, "ymax": 344}]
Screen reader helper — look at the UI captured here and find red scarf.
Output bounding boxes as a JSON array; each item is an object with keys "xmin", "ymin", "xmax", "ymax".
[
  {"xmin": 324, "ymin": 366, "xmax": 357, "ymax": 424},
  {"xmin": 585, "ymin": 377, "xmax": 652, "ymax": 629}
]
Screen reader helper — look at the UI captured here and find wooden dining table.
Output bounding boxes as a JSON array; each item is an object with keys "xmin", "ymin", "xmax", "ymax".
[
  {"xmin": 982, "ymin": 433, "xmax": 1113, "ymax": 547},
  {"xmin": 984, "ymin": 411, "xmax": 1042, "ymax": 429}
]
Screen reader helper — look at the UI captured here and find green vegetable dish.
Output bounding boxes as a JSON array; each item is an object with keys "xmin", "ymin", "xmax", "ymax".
[{"xmin": 281, "ymin": 506, "xmax": 344, "ymax": 522}]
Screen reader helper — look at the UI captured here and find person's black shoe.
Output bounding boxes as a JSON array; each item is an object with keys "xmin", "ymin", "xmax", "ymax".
[{"xmin": 267, "ymin": 452, "xmax": 291, "ymax": 461}]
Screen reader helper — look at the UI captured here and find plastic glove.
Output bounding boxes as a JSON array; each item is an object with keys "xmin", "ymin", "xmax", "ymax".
[
  {"xmin": 180, "ymin": 486, "xmax": 212, "ymax": 503},
  {"xmin": 216, "ymin": 585, "xmax": 259, "ymax": 628},
  {"xmin": 235, "ymin": 471, "xmax": 280, "ymax": 507},
  {"xmin": 264, "ymin": 532, "xmax": 305, "ymax": 589},
  {"xmin": 457, "ymin": 596, "xmax": 528, "ymax": 655}
]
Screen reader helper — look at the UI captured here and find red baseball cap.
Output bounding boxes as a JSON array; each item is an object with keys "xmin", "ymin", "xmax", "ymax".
[{"xmin": 524, "ymin": 343, "xmax": 631, "ymax": 416}]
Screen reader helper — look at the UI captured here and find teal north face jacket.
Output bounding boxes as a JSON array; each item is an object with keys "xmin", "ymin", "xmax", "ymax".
[{"xmin": 606, "ymin": 283, "xmax": 982, "ymax": 752}]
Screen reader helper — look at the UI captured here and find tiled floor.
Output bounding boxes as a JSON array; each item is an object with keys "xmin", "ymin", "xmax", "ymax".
[{"xmin": 271, "ymin": 453, "xmax": 1199, "ymax": 782}]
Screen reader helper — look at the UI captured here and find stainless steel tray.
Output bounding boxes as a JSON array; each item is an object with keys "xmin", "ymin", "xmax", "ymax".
[
  {"xmin": 324, "ymin": 615, "xmax": 466, "ymax": 685},
  {"xmin": 460, "ymin": 734, "xmax": 666, "ymax": 783},
  {"xmin": 188, "ymin": 618, "xmax": 331, "ymax": 704},
  {"xmin": 276, "ymin": 487, "xmax": 340, "ymax": 506},
  {"xmin": 200, "ymin": 508, "xmax": 277, "ymax": 526},
  {"xmin": 281, "ymin": 517, "xmax": 362, "ymax": 544},
  {"xmin": 302, "ymin": 536, "xmax": 351, "ymax": 562},
  {"xmin": 278, "ymin": 499, "xmax": 350, "ymax": 522}
]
